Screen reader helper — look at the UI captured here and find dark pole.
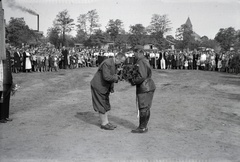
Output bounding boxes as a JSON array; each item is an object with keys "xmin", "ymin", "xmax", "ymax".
[{"xmin": 37, "ymin": 14, "xmax": 39, "ymax": 31}]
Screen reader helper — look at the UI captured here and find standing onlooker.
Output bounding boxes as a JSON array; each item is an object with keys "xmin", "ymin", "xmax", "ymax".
[
  {"xmin": 193, "ymin": 51, "xmax": 197, "ymax": 70},
  {"xmin": 166, "ymin": 53, "xmax": 172, "ymax": 70},
  {"xmin": 218, "ymin": 58, "xmax": 222, "ymax": 72},
  {"xmin": 0, "ymin": 42, "xmax": 15, "ymax": 123},
  {"xmin": 184, "ymin": 58, "xmax": 188, "ymax": 70},
  {"xmin": 180, "ymin": 53, "xmax": 185, "ymax": 69},
  {"xmin": 196, "ymin": 58, "xmax": 200, "ymax": 70},
  {"xmin": 13, "ymin": 47, "xmax": 21, "ymax": 73},
  {"xmin": 62, "ymin": 46, "xmax": 69, "ymax": 69},
  {"xmin": 23, "ymin": 48, "xmax": 32, "ymax": 73},
  {"xmin": 160, "ymin": 52, "xmax": 166, "ymax": 69},
  {"xmin": 31, "ymin": 50, "xmax": 38, "ymax": 72},
  {"xmin": 188, "ymin": 54, "xmax": 193, "ymax": 70},
  {"xmin": 171, "ymin": 54, "xmax": 177, "ymax": 69}
]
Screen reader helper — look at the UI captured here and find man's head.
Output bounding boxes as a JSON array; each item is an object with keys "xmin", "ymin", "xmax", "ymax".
[
  {"xmin": 114, "ymin": 52, "xmax": 126, "ymax": 65},
  {"xmin": 133, "ymin": 45, "xmax": 144, "ymax": 59}
]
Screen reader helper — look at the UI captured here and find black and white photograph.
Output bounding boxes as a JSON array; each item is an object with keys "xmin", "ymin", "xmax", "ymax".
[{"xmin": 0, "ymin": 0, "xmax": 240, "ymax": 161}]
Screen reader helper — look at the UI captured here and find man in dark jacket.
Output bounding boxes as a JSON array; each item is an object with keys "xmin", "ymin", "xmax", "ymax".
[
  {"xmin": 13, "ymin": 47, "xmax": 21, "ymax": 73},
  {"xmin": 62, "ymin": 46, "xmax": 68, "ymax": 69},
  {"xmin": 131, "ymin": 45, "xmax": 156, "ymax": 133},
  {"xmin": 90, "ymin": 53, "xmax": 126, "ymax": 130},
  {"xmin": 0, "ymin": 43, "xmax": 14, "ymax": 123}
]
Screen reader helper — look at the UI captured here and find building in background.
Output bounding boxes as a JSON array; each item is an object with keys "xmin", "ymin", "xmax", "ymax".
[{"xmin": 185, "ymin": 17, "xmax": 201, "ymax": 41}]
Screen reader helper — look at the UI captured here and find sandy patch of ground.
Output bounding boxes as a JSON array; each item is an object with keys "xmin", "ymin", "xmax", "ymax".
[{"xmin": 0, "ymin": 68, "xmax": 240, "ymax": 162}]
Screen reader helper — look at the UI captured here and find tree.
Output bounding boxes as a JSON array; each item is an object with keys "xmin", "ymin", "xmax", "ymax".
[
  {"xmin": 234, "ymin": 30, "xmax": 240, "ymax": 52},
  {"xmin": 146, "ymin": 14, "xmax": 172, "ymax": 50},
  {"xmin": 106, "ymin": 19, "xmax": 124, "ymax": 43},
  {"xmin": 175, "ymin": 24, "xmax": 196, "ymax": 50},
  {"xmin": 166, "ymin": 35, "xmax": 175, "ymax": 42},
  {"xmin": 201, "ymin": 36, "xmax": 209, "ymax": 42},
  {"xmin": 6, "ymin": 17, "xmax": 38, "ymax": 47},
  {"xmin": 147, "ymin": 14, "xmax": 172, "ymax": 35},
  {"xmin": 87, "ymin": 9, "xmax": 100, "ymax": 35},
  {"xmin": 199, "ymin": 36, "xmax": 220, "ymax": 51},
  {"xmin": 129, "ymin": 24, "xmax": 146, "ymax": 35},
  {"xmin": 76, "ymin": 9, "xmax": 101, "ymax": 37},
  {"xmin": 114, "ymin": 34, "xmax": 129, "ymax": 50},
  {"xmin": 84, "ymin": 29, "xmax": 108, "ymax": 47},
  {"xmin": 75, "ymin": 29, "xmax": 88, "ymax": 44},
  {"xmin": 54, "ymin": 9, "xmax": 75, "ymax": 46},
  {"xmin": 128, "ymin": 24, "xmax": 146, "ymax": 46},
  {"xmin": 215, "ymin": 27, "xmax": 236, "ymax": 52},
  {"xmin": 47, "ymin": 27, "xmax": 61, "ymax": 48},
  {"xmin": 149, "ymin": 31, "xmax": 166, "ymax": 50},
  {"xmin": 76, "ymin": 14, "xmax": 88, "ymax": 34},
  {"xmin": 76, "ymin": 14, "xmax": 88, "ymax": 42}
]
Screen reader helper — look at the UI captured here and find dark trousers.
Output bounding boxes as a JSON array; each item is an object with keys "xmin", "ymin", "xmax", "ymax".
[
  {"xmin": 137, "ymin": 91, "xmax": 154, "ymax": 129},
  {"xmin": 0, "ymin": 85, "xmax": 12, "ymax": 120}
]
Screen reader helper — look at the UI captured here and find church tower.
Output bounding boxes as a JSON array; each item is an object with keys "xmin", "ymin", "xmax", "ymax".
[{"xmin": 185, "ymin": 17, "xmax": 193, "ymax": 31}]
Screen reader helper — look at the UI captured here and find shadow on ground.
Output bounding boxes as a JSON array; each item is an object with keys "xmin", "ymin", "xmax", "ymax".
[
  {"xmin": 75, "ymin": 111, "xmax": 136, "ymax": 129},
  {"xmin": 221, "ymin": 75, "xmax": 240, "ymax": 79}
]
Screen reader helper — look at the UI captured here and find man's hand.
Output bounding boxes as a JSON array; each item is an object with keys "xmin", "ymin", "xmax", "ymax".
[
  {"xmin": 110, "ymin": 87, "xmax": 114, "ymax": 93},
  {"xmin": 11, "ymin": 83, "xmax": 20, "ymax": 96}
]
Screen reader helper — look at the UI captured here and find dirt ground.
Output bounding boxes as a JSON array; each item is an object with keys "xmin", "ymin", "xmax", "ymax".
[{"xmin": 0, "ymin": 67, "xmax": 240, "ymax": 162}]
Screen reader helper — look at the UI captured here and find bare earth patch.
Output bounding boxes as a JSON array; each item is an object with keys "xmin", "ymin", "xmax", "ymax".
[{"xmin": 0, "ymin": 68, "xmax": 240, "ymax": 162}]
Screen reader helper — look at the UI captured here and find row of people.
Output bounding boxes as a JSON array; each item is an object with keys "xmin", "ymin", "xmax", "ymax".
[
  {"xmin": 142, "ymin": 50, "xmax": 240, "ymax": 73},
  {"xmin": 8, "ymin": 46, "xmax": 100, "ymax": 73},
  {"xmin": 7, "ymin": 44, "xmax": 240, "ymax": 75}
]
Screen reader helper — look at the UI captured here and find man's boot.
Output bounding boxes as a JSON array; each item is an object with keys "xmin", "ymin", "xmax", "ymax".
[{"xmin": 131, "ymin": 109, "xmax": 150, "ymax": 133}]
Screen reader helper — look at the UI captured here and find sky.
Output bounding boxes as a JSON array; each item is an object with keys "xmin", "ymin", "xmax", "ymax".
[{"xmin": 2, "ymin": 0, "xmax": 240, "ymax": 39}]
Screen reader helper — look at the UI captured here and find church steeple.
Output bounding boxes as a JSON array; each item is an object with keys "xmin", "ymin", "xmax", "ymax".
[{"xmin": 185, "ymin": 17, "xmax": 193, "ymax": 30}]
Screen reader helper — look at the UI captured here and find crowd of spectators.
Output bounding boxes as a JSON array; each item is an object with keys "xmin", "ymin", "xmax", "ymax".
[
  {"xmin": 144, "ymin": 49, "xmax": 240, "ymax": 74},
  {"xmin": 8, "ymin": 45, "xmax": 101, "ymax": 73},
  {"xmin": 7, "ymin": 44, "xmax": 240, "ymax": 75}
]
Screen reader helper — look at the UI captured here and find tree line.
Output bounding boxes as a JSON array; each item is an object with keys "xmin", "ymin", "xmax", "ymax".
[{"xmin": 5, "ymin": 9, "xmax": 240, "ymax": 53}]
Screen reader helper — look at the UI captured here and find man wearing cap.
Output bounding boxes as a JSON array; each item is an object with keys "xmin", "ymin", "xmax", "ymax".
[
  {"xmin": 131, "ymin": 45, "xmax": 156, "ymax": 133},
  {"xmin": 90, "ymin": 52, "xmax": 126, "ymax": 130}
]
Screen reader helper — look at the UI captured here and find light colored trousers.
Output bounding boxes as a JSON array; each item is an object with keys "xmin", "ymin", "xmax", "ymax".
[{"xmin": 161, "ymin": 59, "xmax": 166, "ymax": 69}]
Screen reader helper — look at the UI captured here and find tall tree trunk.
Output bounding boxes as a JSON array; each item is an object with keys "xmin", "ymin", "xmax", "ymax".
[{"xmin": 63, "ymin": 30, "xmax": 65, "ymax": 46}]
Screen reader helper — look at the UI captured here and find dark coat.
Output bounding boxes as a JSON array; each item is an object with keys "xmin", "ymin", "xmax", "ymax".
[
  {"xmin": 14, "ymin": 51, "xmax": 21, "ymax": 68},
  {"xmin": 22, "ymin": 52, "xmax": 26, "ymax": 71},
  {"xmin": 62, "ymin": 49, "xmax": 68, "ymax": 66},
  {"xmin": 3, "ymin": 50, "xmax": 13, "ymax": 85},
  {"xmin": 90, "ymin": 58, "xmax": 118, "ymax": 94},
  {"xmin": 132, "ymin": 56, "xmax": 156, "ymax": 94}
]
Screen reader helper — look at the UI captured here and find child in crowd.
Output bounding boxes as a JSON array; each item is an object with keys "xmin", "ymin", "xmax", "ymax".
[
  {"xmin": 184, "ymin": 59, "xmax": 188, "ymax": 70},
  {"xmin": 196, "ymin": 58, "xmax": 200, "ymax": 70}
]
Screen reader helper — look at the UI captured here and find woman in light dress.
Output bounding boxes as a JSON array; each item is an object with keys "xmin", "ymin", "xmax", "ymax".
[
  {"xmin": 25, "ymin": 49, "xmax": 32, "ymax": 72},
  {"xmin": 217, "ymin": 58, "xmax": 222, "ymax": 72}
]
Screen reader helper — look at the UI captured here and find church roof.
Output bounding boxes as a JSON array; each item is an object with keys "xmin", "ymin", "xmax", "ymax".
[{"xmin": 185, "ymin": 17, "xmax": 192, "ymax": 28}]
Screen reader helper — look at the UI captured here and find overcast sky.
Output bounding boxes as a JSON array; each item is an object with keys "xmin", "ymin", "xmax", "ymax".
[{"xmin": 2, "ymin": 0, "xmax": 240, "ymax": 39}]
